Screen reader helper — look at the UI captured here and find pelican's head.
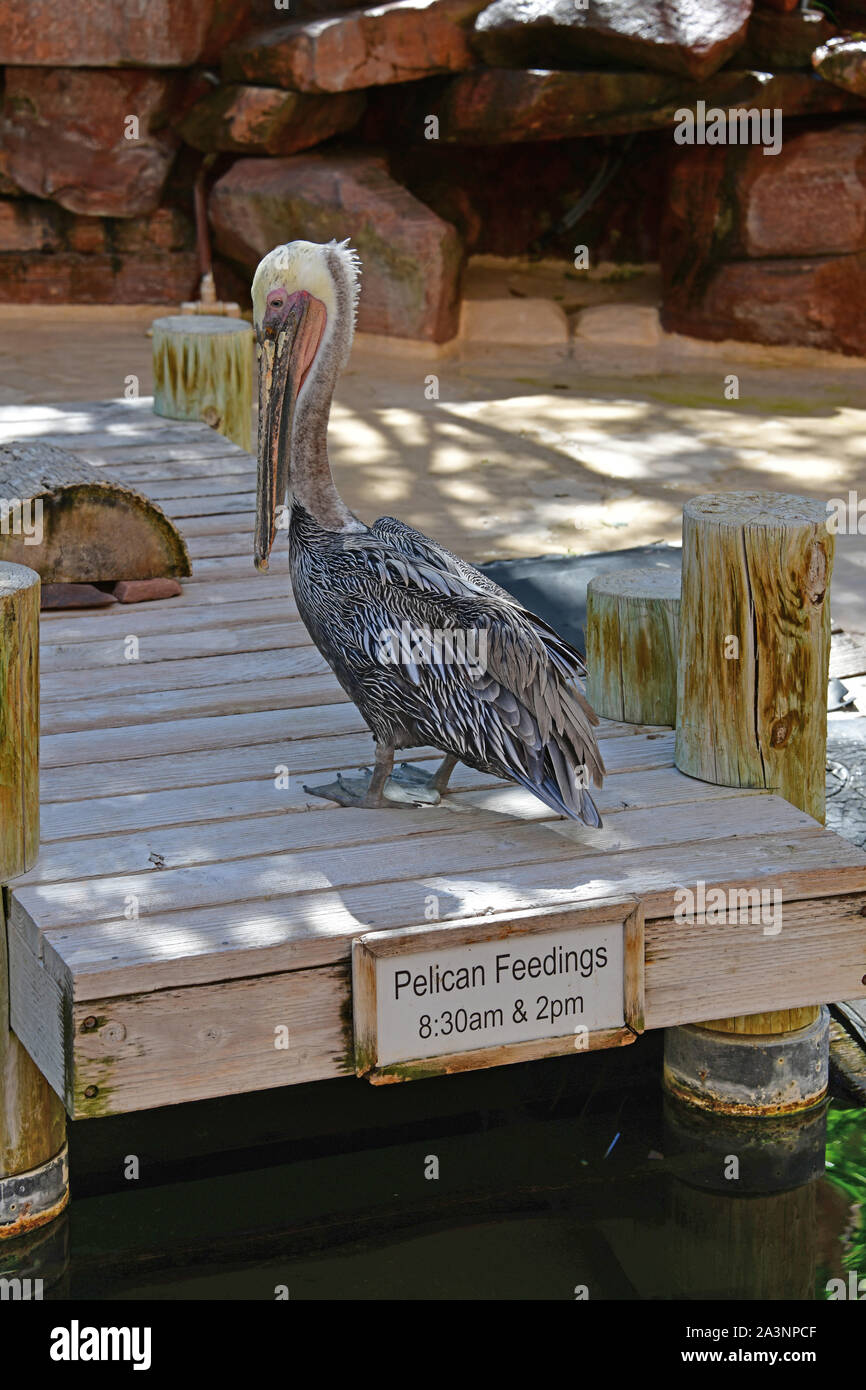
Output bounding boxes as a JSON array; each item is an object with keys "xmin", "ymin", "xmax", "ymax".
[{"xmin": 252, "ymin": 238, "xmax": 361, "ymax": 570}]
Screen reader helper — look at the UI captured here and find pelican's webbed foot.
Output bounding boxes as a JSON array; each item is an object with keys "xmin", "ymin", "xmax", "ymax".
[{"xmin": 302, "ymin": 768, "xmax": 442, "ymax": 808}]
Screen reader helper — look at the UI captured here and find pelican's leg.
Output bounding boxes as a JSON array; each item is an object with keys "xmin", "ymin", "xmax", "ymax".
[
  {"xmin": 362, "ymin": 742, "xmax": 395, "ymax": 807},
  {"xmin": 430, "ymin": 753, "xmax": 458, "ymax": 793}
]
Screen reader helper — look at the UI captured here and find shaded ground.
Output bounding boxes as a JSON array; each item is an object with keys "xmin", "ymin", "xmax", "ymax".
[{"xmin": 2, "ymin": 302, "xmax": 864, "ymax": 631}]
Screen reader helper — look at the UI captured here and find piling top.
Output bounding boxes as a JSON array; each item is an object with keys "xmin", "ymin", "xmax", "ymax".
[
  {"xmin": 588, "ymin": 567, "xmax": 681, "ymax": 600},
  {"xmin": 0, "ymin": 561, "xmax": 40, "ymax": 596},
  {"xmin": 684, "ymin": 492, "xmax": 828, "ymax": 529},
  {"xmin": 151, "ymin": 315, "xmax": 253, "ymax": 336}
]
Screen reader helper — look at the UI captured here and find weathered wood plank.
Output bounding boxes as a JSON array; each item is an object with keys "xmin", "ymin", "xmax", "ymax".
[
  {"xmin": 33, "ymin": 763, "xmax": 747, "ymax": 845},
  {"xmin": 36, "ymin": 727, "xmax": 675, "ymax": 802},
  {"xmin": 14, "ymin": 824, "xmax": 863, "ymax": 1002},
  {"xmin": 10, "ymin": 885, "xmax": 866, "ymax": 1117},
  {"xmin": 19, "ymin": 795, "xmax": 812, "ymax": 939},
  {"xmin": 40, "ymin": 619, "xmax": 311, "ymax": 672},
  {"xmin": 16, "ymin": 780, "xmax": 781, "ymax": 890}
]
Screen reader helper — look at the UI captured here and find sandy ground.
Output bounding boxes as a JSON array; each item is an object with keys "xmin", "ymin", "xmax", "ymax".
[{"xmin": 1, "ymin": 288, "xmax": 864, "ymax": 632}]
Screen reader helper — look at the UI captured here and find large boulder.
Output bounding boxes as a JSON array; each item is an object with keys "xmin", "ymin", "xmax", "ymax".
[
  {"xmin": 664, "ymin": 254, "xmax": 866, "ymax": 357},
  {"xmin": 1, "ymin": 68, "xmax": 181, "ymax": 217},
  {"xmin": 661, "ymin": 123, "xmax": 866, "ymax": 355},
  {"xmin": 180, "ymin": 84, "xmax": 366, "ymax": 155},
  {"xmin": 224, "ymin": 0, "xmax": 482, "ymax": 92},
  {"xmin": 471, "ymin": 0, "xmax": 753, "ymax": 81},
  {"xmin": 376, "ymin": 67, "xmax": 866, "ymax": 143},
  {"xmin": 209, "ymin": 152, "xmax": 462, "ymax": 340},
  {"xmin": 814, "ymin": 37, "xmax": 866, "ymax": 98},
  {"xmin": 0, "ymin": 0, "xmax": 251, "ymax": 66}
]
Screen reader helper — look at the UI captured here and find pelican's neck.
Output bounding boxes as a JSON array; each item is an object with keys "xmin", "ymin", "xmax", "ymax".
[{"xmin": 289, "ymin": 315, "xmax": 360, "ymax": 533}]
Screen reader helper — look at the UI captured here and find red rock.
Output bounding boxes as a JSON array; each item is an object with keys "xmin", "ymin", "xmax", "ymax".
[
  {"xmin": 224, "ymin": 0, "xmax": 481, "ymax": 93},
  {"xmin": 210, "ymin": 152, "xmax": 462, "ymax": 341},
  {"xmin": 814, "ymin": 37, "xmax": 866, "ymax": 99},
  {"xmin": 741, "ymin": 124, "xmax": 866, "ymax": 257},
  {"xmin": 113, "ymin": 578, "xmax": 183, "ymax": 602},
  {"xmin": 112, "ymin": 207, "xmax": 195, "ymax": 253},
  {"xmin": 0, "ymin": 0, "xmax": 252, "ymax": 67},
  {"xmin": 738, "ymin": 6, "xmax": 833, "ymax": 69},
  {"xmin": 0, "ymin": 253, "xmax": 199, "ymax": 304},
  {"xmin": 662, "ymin": 253, "xmax": 866, "ymax": 357},
  {"xmin": 41, "ymin": 583, "xmax": 117, "ymax": 609},
  {"xmin": 471, "ymin": 0, "xmax": 753, "ymax": 81},
  {"xmin": 1, "ymin": 68, "xmax": 181, "ymax": 217},
  {"xmin": 663, "ymin": 123, "xmax": 866, "ymax": 270},
  {"xmin": 179, "ymin": 84, "xmax": 365, "ymax": 154},
  {"xmin": 0, "ymin": 199, "xmax": 62, "ymax": 253},
  {"xmin": 387, "ymin": 67, "xmax": 866, "ymax": 144}
]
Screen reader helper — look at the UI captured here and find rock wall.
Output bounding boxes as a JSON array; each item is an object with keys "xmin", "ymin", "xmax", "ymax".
[{"xmin": 1, "ymin": 0, "xmax": 866, "ymax": 350}]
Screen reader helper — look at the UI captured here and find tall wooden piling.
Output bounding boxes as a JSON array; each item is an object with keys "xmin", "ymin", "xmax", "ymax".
[
  {"xmin": 675, "ymin": 492, "xmax": 833, "ymax": 824},
  {"xmin": 669, "ymin": 493, "xmax": 834, "ymax": 1105},
  {"xmin": 0, "ymin": 562, "xmax": 67, "ymax": 1238}
]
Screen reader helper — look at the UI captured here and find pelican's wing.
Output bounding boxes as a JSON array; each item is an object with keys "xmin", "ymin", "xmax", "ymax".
[
  {"xmin": 341, "ymin": 528, "xmax": 605, "ymax": 826},
  {"xmin": 371, "ymin": 515, "xmax": 519, "ymax": 604},
  {"xmin": 371, "ymin": 514, "xmax": 588, "ymax": 675}
]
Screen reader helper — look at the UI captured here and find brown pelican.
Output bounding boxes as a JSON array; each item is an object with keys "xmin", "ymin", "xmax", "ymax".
[{"xmin": 252, "ymin": 239, "xmax": 605, "ymax": 825}]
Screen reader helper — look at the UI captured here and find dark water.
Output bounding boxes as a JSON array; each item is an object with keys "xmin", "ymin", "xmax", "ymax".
[{"xmin": 9, "ymin": 1038, "xmax": 863, "ymax": 1302}]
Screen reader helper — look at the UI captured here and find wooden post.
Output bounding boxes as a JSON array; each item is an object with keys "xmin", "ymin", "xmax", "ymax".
[
  {"xmin": 152, "ymin": 314, "xmax": 254, "ymax": 452},
  {"xmin": 668, "ymin": 492, "xmax": 833, "ymax": 1092},
  {"xmin": 1, "ymin": 562, "xmax": 68, "ymax": 1238},
  {"xmin": 0, "ymin": 563, "xmax": 39, "ymax": 877},
  {"xmin": 675, "ymin": 492, "xmax": 833, "ymax": 824},
  {"xmin": 586, "ymin": 568, "xmax": 681, "ymax": 725}
]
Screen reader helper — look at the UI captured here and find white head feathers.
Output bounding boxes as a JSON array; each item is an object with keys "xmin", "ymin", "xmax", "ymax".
[{"xmin": 251, "ymin": 238, "xmax": 361, "ymax": 372}]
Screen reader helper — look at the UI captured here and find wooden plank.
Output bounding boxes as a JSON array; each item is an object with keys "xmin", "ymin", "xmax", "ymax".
[
  {"xmin": 35, "ymin": 727, "xmax": 675, "ymax": 802},
  {"xmin": 40, "ymin": 703, "xmax": 368, "ymax": 768},
  {"xmin": 36, "ymin": 597, "xmax": 288, "ymax": 645},
  {"xmin": 6, "ymin": 919, "xmax": 70, "ymax": 1109},
  {"xmin": 40, "ymin": 619, "xmax": 311, "ymax": 671},
  {"xmin": 32, "ymin": 763, "xmax": 747, "ymax": 844},
  {"xmin": 15, "ymin": 779, "xmax": 776, "ymax": 889},
  {"xmin": 11, "ymin": 887, "xmax": 866, "ymax": 1118},
  {"xmin": 7, "ymin": 920, "xmax": 349, "ymax": 1116},
  {"xmin": 830, "ymin": 632, "xmax": 866, "ymax": 679},
  {"xmin": 17, "ymin": 795, "xmax": 812, "ymax": 939},
  {"xmin": 39, "ymin": 706, "xmax": 669, "ymax": 769},
  {"xmin": 644, "ymin": 892, "xmax": 866, "ymax": 1028},
  {"xmin": 14, "ymin": 825, "xmax": 864, "ymax": 1001},
  {"xmin": 40, "ymin": 673, "xmax": 345, "ymax": 734},
  {"xmin": 39, "ymin": 643, "xmax": 330, "ymax": 700}
]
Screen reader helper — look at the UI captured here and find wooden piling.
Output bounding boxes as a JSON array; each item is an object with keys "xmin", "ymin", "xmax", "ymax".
[
  {"xmin": 0, "ymin": 563, "xmax": 39, "ymax": 877},
  {"xmin": 152, "ymin": 314, "xmax": 253, "ymax": 452},
  {"xmin": 0, "ymin": 562, "xmax": 67, "ymax": 1237},
  {"xmin": 669, "ymin": 493, "xmax": 834, "ymax": 1093},
  {"xmin": 586, "ymin": 568, "xmax": 681, "ymax": 726},
  {"xmin": 675, "ymin": 492, "xmax": 832, "ymax": 824}
]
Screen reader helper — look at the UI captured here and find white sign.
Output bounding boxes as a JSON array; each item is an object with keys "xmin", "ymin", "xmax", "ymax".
[
  {"xmin": 353, "ymin": 902, "xmax": 643, "ymax": 1079},
  {"xmin": 375, "ymin": 923, "xmax": 624, "ymax": 1064}
]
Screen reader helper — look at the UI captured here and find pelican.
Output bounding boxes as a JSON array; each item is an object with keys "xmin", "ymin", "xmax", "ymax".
[{"xmin": 252, "ymin": 238, "xmax": 605, "ymax": 824}]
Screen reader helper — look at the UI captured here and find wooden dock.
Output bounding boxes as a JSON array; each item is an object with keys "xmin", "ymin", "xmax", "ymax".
[{"xmin": 3, "ymin": 399, "xmax": 866, "ymax": 1118}]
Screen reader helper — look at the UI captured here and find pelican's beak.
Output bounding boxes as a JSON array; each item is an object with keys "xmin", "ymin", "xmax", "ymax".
[{"xmin": 254, "ymin": 289, "xmax": 326, "ymax": 571}]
